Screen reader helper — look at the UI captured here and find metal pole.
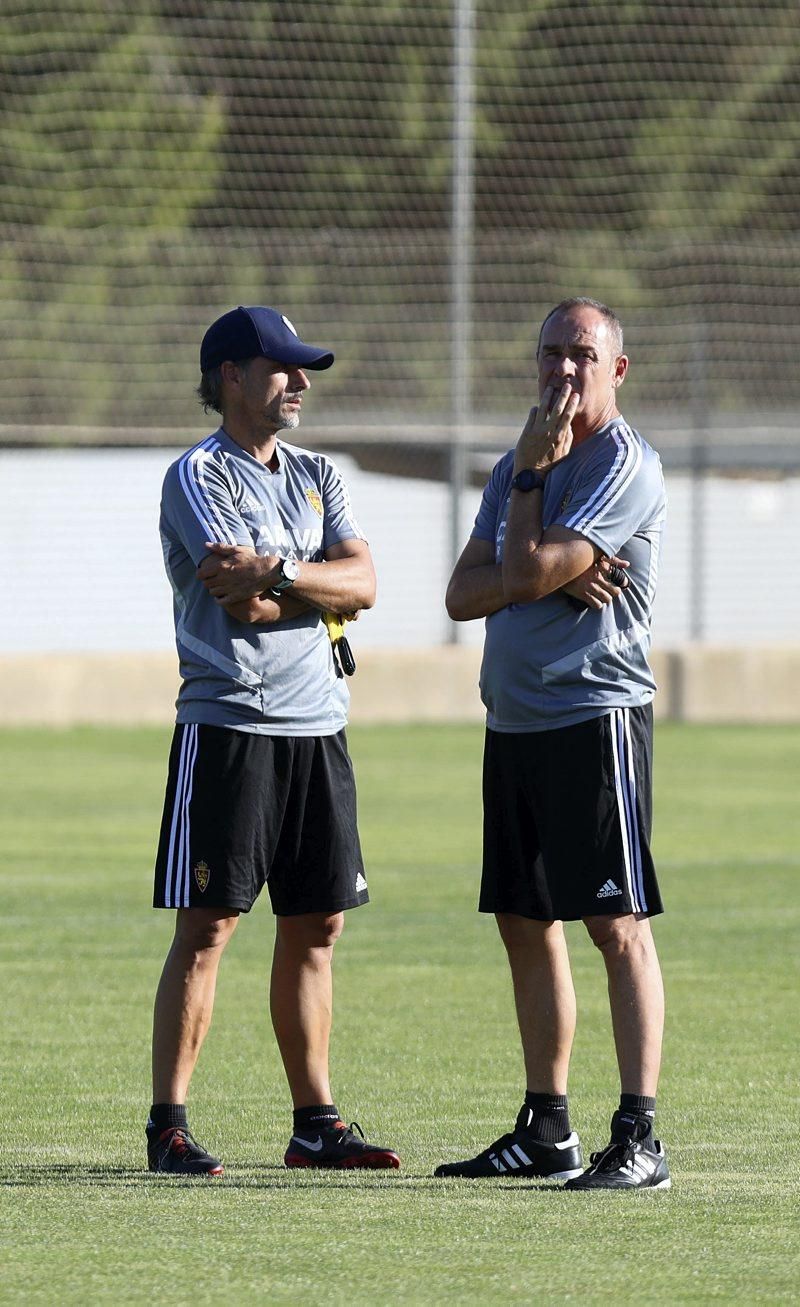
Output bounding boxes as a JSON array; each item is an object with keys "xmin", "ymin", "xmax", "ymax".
[
  {"xmin": 689, "ymin": 320, "xmax": 708, "ymax": 641},
  {"xmin": 448, "ymin": 0, "xmax": 475, "ymax": 644}
]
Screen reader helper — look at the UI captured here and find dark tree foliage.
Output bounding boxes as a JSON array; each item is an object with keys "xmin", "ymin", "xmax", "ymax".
[{"xmin": 154, "ymin": 0, "xmax": 800, "ymax": 237}]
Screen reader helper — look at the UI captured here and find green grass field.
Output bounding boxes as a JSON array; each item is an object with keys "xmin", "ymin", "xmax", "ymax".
[{"xmin": 1, "ymin": 723, "xmax": 799, "ymax": 1304}]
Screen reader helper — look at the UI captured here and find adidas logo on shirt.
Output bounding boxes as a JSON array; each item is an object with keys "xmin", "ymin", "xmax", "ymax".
[{"xmin": 597, "ymin": 879, "xmax": 622, "ymax": 899}]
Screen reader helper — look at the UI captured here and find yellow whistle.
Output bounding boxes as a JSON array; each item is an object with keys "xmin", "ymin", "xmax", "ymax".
[{"xmin": 323, "ymin": 611, "xmax": 346, "ymax": 644}]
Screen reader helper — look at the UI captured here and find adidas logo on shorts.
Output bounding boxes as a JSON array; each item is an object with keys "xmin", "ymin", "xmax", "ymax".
[
  {"xmin": 355, "ymin": 872, "xmax": 368, "ymax": 893},
  {"xmin": 597, "ymin": 879, "xmax": 622, "ymax": 898}
]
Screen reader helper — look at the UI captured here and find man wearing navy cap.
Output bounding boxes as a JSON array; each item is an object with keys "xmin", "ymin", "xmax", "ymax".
[{"xmin": 147, "ymin": 306, "xmax": 400, "ymax": 1176}]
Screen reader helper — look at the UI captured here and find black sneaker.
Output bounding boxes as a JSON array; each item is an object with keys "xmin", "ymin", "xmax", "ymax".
[
  {"xmin": 564, "ymin": 1135, "xmax": 670, "ymax": 1190},
  {"xmin": 146, "ymin": 1124, "xmax": 224, "ymax": 1176},
  {"xmin": 284, "ymin": 1120, "xmax": 400, "ymax": 1170},
  {"xmin": 434, "ymin": 1124, "xmax": 583, "ymax": 1181}
]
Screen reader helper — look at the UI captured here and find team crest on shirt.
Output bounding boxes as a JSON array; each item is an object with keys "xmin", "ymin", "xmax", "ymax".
[
  {"xmin": 305, "ymin": 488, "xmax": 323, "ymax": 517},
  {"xmin": 561, "ymin": 489, "xmax": 573, "ymax": 511},
  {"xmin": 194, "ymin": 860, "xmax": 211, "ymax": 892}
]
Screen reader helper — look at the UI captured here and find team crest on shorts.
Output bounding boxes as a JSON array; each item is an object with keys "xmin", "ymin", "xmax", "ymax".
[
  {"xmin": 305, "ymin": 488, "xmax": 323, "ymax": 517},
  {"xmin": 561, "ymin": 489, "xmax": 573, "ymax": 511},
  {"xmin": 194, "ymin": 860, "xmax": 211, "ymax": 892}
]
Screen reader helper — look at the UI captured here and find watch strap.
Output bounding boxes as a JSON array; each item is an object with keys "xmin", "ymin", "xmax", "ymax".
[
  {"xmin": 270, "ymin": 557, "xmax": 299, "ymax": 595},
  {"xmin": 510, "ymin": 469, "xmax": 545, "ymax": 493}
]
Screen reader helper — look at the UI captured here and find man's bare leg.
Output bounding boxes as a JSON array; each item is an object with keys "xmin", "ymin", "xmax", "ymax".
[
  {"xmin": 496, "ymin": 914, "xmax": 577, "ymax": 1094},
  {"xmin": 152, "ymin": 907, "xmax": 239, "ymax": 1104},
  {"xmin": 562, "ymin": 913, "xmax": 670, "ymax": 1189},
  {"xmin": 583, "ymin": 913, "xmax": 664, "ymax": 1096},
  {"xmin": 433, "ymin": 915, "xmax": 582, "ymax": 1177},
  {"xmin": 270, "ymin": 911, "xmax": 343, "ymax": 1108},
  {"xmin": 273, "ymin": 911, "xmax": 402, "ymax": 1171}
]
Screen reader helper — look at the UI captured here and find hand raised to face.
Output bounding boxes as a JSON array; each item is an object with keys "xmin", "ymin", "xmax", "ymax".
[{"xmin": 513, "ymin": 381, "xmax": 581, "ymax": 477}]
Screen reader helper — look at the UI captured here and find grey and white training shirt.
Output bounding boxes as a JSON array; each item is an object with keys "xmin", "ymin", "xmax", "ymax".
[
  {"xmin": 473, "ymin": 416, "xmax": 667, "ymax": 733},
  {"xmin": 160, "ymin": 428, "xmax": 365, "ymax": 735}
]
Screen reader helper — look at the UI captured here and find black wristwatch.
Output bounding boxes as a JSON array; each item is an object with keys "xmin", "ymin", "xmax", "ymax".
[
  {"xmin": 270, "ymin": 556, "xmax": 300, "ymax": 595},
  {"xmin": 510, "ymin": 469, "xmax": 545, "ymax": 493}
]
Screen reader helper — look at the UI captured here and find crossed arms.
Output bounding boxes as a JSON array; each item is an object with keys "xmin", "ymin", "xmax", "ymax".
[
  {"xmin": 447, "ymin": 383, "xmax": 628, "ymax": 620},
  {"xmin": 446, "ymin": 532, "xmax": 628, "ymax": 620},
  {"xmin": 197, "ymin": 500, "xmax": 621, "ymax": 629},
  {"xmin": 195, "ymin": 538, "xmax": 376, "ymax": 625},
  {"xmin": 194, "ymin": 381, "xmax": 624, "ymax": 628}
]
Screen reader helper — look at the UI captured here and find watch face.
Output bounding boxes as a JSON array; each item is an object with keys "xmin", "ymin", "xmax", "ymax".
[
  {"xmin": 512, "ymin": 469, "xmax": 542, "ymax": 492},
  {"xmin": 282, "ymin": 557, "xmax": 300, "ymax": 581}
]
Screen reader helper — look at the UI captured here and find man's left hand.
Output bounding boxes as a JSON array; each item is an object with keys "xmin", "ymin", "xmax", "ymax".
[
  {"xmin": 563, "ymin": 554, "xmax": 630, "ymax": 610},
  {"xmin": 198, "ymin": 543, "xmax": 279, "ymax": 602}
]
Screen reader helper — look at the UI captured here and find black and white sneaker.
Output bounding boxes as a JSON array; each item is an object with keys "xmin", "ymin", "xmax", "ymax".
[
  {"xmin": 564, "ymin": 1135, "xmax": 670, "ymax": 1190},
  {"xmin": 434, "ymin": 1124, "xmax": 583, "ymax": 1181},
  {"xmin": 146, "ymin": 1124, "xmax": 224, "ymax": 1176},
  {"xmin": 284, "ymin": 1120, "xmax": 401, "ymax": 1170}
]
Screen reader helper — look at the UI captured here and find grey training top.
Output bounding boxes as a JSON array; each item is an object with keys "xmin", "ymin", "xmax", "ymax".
[
  {"xmin": 159, "ymin": 428, "xmax": 365, "ymax": 735},
  {"xmin": 473, "ymin": 416, "xmax": 667, "ymax": 733}
]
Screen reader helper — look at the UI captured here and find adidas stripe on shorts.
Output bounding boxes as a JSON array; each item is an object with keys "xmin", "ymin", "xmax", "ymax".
[
  {"xmin": 480, "ymin": 705, "xmax": 663, "ymax": 921},
  {"xmin": 153, "ymin": 724, "xmax": 369, "ymax": 916}
]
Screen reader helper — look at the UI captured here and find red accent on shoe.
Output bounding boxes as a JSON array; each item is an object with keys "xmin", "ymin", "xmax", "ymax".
[
  {"xmin": 155, "ymin": 1128, "xmax": 224, "ymax": 1176},
  {"xmin": 339, "ymin": 1151, "xmax": 401, "ymax": 1169},
  {"xmin": 284, "ymin": 1148, "xmax": 401, "ymax": 1170}
]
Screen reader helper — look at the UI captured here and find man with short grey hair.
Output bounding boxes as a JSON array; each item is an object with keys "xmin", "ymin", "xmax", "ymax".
[
  {"xmin": 147, "ymin": 305, "xmax": 400, "ymax": 1176},
  {"xmin": 435, "ymin": 297, "xmax": 670, "ymax": 1190}
]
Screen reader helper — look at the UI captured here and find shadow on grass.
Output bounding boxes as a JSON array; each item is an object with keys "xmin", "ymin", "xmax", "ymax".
[
  {"xmin": 0, "ymin": 1163, "xmax": 456, "ymax": 1191},
  {"xmin": 0, "ymin": 1163, "xmax": 567, "ymax": 1193}
]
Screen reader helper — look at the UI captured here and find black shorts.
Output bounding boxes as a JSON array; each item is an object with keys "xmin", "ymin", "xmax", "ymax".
[
  {"xmin": 153, "ymin": 724, "xmax": 368, "ymax": 916},
  {"xmin": 480, "ymin": 706, "xmax": 663, "ymax": 922}
]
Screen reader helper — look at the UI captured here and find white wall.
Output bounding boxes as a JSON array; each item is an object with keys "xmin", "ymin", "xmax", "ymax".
[{"xmin": 1, "ymin": 447, "xmax": 798, "ymax": 652}]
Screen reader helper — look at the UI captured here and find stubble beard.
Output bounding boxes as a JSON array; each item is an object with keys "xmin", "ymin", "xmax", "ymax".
[
  {"xmin": 275, "ymin": 410, "xmax": 301, "ymax": 431},
  {"xmin": 264, "ymin": 398, "xmax": 302, "ymax": 432}
]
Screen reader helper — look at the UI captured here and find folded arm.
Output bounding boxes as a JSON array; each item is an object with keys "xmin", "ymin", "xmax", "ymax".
[
  {"xmin": 445, "ymin": 537, "xmax": 506, "ymax": 621},
  {"xmin": 220, "ymin": 591, "xmax": 313, "ymax": 625},
  {"xmin": 502, "ymin": 502, "xmax": 600, "ymax": 603},
  {"xmin": 197, "ymin": 538, "xmax": 376, "ymax": 625},
  {"xmin": 447, "ymin": 523, "xmax": 628, "ymax": 620}
]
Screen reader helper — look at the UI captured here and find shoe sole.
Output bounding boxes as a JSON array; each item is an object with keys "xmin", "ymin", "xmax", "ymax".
[
  {"xmin": 434, "ymin": 1165, "xmax": 583, "ymax": 1181},
  {"xmin": 565, "ymin": 1175, "xmax": 671, "ymax": 1191},
  {"xmin": 148, "ymin": 1163, "xmax": 224, "ymax": 1176},
  {"xmin": 284, "ymin": 1152, "xmax": 401, "ymax": 1170}
]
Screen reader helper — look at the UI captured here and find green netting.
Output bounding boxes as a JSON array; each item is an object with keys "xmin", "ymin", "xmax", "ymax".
[{"xmin": 1, "ymin": 1, "xmax": 798, "ymax": 431}]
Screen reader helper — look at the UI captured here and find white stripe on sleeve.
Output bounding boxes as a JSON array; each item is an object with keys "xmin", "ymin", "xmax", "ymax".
[
  {"xmin": 178, "ymin": 439, "xmax": 238, "ymax": 545},
  {"xmin": 325, "ymin": 459, "xmax": 365, "ymax": 538},
  {"xmin": 565, "ymin": 427, "xmax": 642, "ymax": 536}
]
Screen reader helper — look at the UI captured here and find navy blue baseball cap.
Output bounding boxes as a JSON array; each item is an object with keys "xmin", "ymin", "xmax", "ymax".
[{"xmin": 200, "ymin": 306, "xmax": 334, "ymax": 373}]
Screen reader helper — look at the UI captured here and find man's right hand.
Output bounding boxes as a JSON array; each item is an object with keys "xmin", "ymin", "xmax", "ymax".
[{"xmin": 514, "ymin": 381, "xmax": 580, "ymax": 477}]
